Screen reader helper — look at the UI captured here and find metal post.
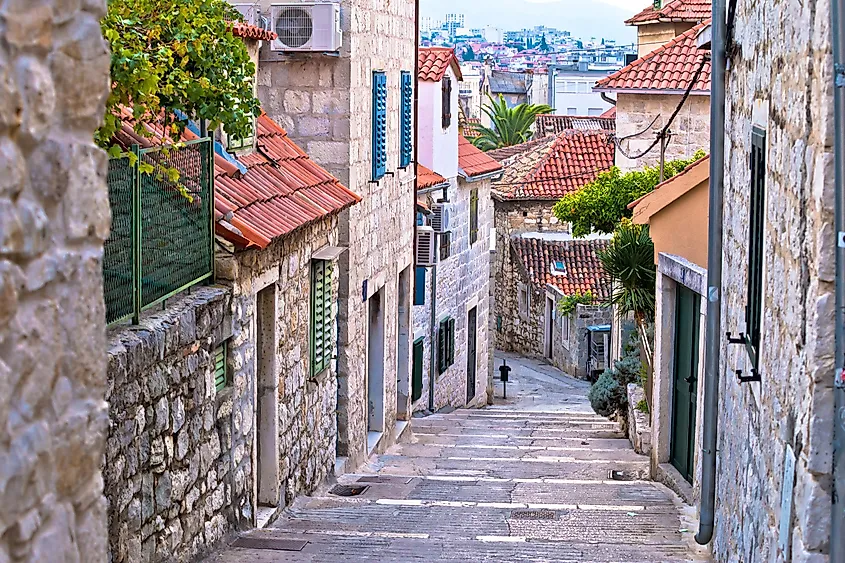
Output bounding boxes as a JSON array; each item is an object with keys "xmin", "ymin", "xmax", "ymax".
[{"xmin": 132, "ymin": 144, "xmax": 142, "ymax": 325}]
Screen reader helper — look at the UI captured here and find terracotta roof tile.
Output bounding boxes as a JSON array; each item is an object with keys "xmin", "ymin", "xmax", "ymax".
[
  {"xmin": 458, "ymin": 135, "xmax": 503, "ymax": 178},
  {"xmin": 417, "ymin": 164, "xmax": 449, "ymax": 188},
  {"xmin": 626, "ymin": 0, "xmax": 711, "ymax": 25},
  {"xmin": 418, "ymin": 47, "xmax": 463, "ymax": 82},
  {"xmin": 599, "ymin": 107, "xmax": 617, "ymax": 119},
  {"xmin": 487, "ymin": 136, "xmax": 554, "ymax": 163},
  {"xmin": 594, "ymin": 20, "xmax": 711, "ymax": 93},
  {"xmin": 512, "ymin": 237, "xmax": 611, "ymax": 299},
  {"xmin": 494, "ymin": 131, "xmax": 615, "ymax": 200},
  {"xmin": 229, "ymin": 21, "xmax": 277, "ymax": 42},
  {"xmin": 534, "ymin": 114, "xmax": 615, "ymax": 139}
]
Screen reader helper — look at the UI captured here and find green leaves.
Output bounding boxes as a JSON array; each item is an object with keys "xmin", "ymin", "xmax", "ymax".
[
  {"xmin": 557, "ymin": 291, "xmax": 595, "ymax": 316},
  {"xmin": 98, "ymin": 0, "xmax": 260, "ymax": 149},
  {"xmin": 597, "ymin": 220, "xmax": 656, "ymax": 322},
  {"xmin": 471, "ymin": 95, "xmax": 553, "ymax": 152},
  {"xmin": 552, "ymin": 151, "xmax": 706, "ymax": 238}
]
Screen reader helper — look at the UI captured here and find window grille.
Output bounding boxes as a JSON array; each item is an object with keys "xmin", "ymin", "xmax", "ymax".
[{"xmin": 744, "ymin": 126, "xmax": 767, "ymax": 371}]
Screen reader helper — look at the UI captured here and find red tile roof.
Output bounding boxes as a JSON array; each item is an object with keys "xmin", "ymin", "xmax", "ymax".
[
  {"xmin": 594, "ymin": 21, "xmax": 711, "ymax": 93},
  {"xmin": 458, "ymin": 135, "xmax": 503, "ymax": 178},
  {"xmin": 494, "ymin": 131, "xmax": 615, "ymax": 201},
  {"xmin": 230, "ymin": 21, "xmax": 278, "ymax": 42},
  {"xmin": 512, "ymin": 237, "xmax": 611, "ymax": 299},
  {"xmin": 534, "ymin": 114, "xmax": 615, "ymax": 139},
  {"xmin": 599, "ymin": 107, "xmax": 617, "ymax": 119},
  {"xmin": 214, "ymin": 115, "xmax": 361, "ymax": 248},
  {"xmin": 626, "ymin": 0, "xmax": 711, "ymax": 25},
  {"xmin": 418, "ymin": 47, "xmax": 463, "ymax": 82},
  {"xmin": 487, "ymin": 136, "xmax": 553, "ymax": 163},
  {"xmin": 417, "ymin": 164, "xmax": 449, "ymax": 188}
]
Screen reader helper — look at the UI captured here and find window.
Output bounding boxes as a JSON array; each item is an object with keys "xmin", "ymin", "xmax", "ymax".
[
  {"xmin": 310, "ymin": 259, "xmax": 334, "ymax": 375},
  {"xmin": 438, "ymin": 317, "xmax": 456, "ymax": 374},
  {"xmin": 469, "ymin": 189, "xmax": 479, "ymax": 245},
  {"xmin": 227, "ymin": 114, "xmax": 255, "ymax": 152},
  {"xmin": 551, "ymin": 260, "xmax": 567, "ymax": 276},
  {"xmin": 412, "ymin": 338, "xmax": 424, "ymax": 402},
  {"xmin": 562, "ymin": 311, "xmax": 571, "ymax": 342},
  {"xmin": 414, "ymin": 266, "xmax": 427, "ymax": 305},
  {"xmin": 214, "ymin": 343, "xmax": 227, "ymax": 392},
  {"xmin": 587, "ymin": 108, "xmax": 603, "ymax": 116},
  {"xmin": 439, "ymin": 231, "xmax": 451, "ymax": 261},
  {"xmin": 745, "ymin": 125, "xmax": 766, "ymax": 371},
  {"xmin": 442, "ymin": 76, "xmax": 453, "ymax": 129},
  {"xmin": 567, "ymin": 107, "xmax": 578, "ymax": 115},
  {"xmin": 372, "ymin": 71, "xmax": 387, "ymax": 181},
  {"xmin": 400, "ymin": 71, "xmax": 413, "ymax": 168}
]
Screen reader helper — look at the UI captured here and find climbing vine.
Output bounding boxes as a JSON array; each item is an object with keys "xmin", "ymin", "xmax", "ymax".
[{"xmin": 557, "ymin": 291, "xmax": 594, "ymax": 316}]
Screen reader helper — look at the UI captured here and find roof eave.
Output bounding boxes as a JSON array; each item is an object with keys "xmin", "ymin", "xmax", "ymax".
[
  {"xmin": 459, "ymin": 168, "xmax": 504, "ymax": 182},
  {"xmin": 593, "ymin": 87, "xmax": 711, "ymax": 95}
]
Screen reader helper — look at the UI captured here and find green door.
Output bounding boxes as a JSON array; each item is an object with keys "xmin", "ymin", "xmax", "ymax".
[
  {"xmin": 670, "ymin": 285, "xmax": 700, "ymax": 482},
  {"xmin": 412, "ymin": 338, "xmax": 424, "ymax": 403}
]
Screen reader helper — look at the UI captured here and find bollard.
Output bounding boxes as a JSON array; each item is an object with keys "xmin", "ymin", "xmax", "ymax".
[{"xmin": 499, "ymin": 359, "xmax": 511, "ymax": 400}]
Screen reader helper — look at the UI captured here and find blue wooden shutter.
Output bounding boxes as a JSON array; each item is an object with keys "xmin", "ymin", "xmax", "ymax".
[
  {"xmin": 414, "ymin": 266, "xmax": 426, "ymax": 305},
  {"xmin": 372, "ymin": 71, "xmax": 388, "ymax": 180},
  {"xmin": 400, "ymin": 71, "xmax": 413, "ymax": 168}
]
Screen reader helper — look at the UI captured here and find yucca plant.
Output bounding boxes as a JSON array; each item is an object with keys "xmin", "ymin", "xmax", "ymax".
[
  {"xmin": 598, "ymin": 220, "xmax": 656, "ymax": 368},
  {"xmin": 471, "ymin": 95, "xmax": 553, "ymax": 151}
]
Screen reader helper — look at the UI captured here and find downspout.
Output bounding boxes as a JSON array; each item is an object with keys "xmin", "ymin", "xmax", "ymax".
[
  {"xmin": 830, "ymin": 0, "xmax": 845, "ymax": 554},
  {"xmin": 547, "ymin": 65, "xmax": 556, "ymax": 110},
  {"xmin": 428, "ymin": 262, "xmax": 437, "ymax": 411},
  {"xmin": 600, "ymin": 92, "xmax": 616, "ymax": 106},
  {"xmin": 696, "ymin": 0, "xmax": 727, "ymax": 546}
]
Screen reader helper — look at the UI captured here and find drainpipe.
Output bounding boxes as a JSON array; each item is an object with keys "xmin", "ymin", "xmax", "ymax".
[
  {"xmin": 600, "ymin": 92, "xmax": 616, "ymax": 106},
  {"xmin": 830, "ymin": 0, "xmax": 845, "ymax": 554},
  {"xmin": 696, "ymin": 0, "xmax": 727, "ymax": 546},
  {"xmin": 428, "ymin": 264, "xmax": 437, "ymax": 411}
]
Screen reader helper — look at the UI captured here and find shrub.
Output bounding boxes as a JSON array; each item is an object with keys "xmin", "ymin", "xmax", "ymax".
[{"xmin": 588, "ymin": 369, "xmax": 627, "ymax": 418}]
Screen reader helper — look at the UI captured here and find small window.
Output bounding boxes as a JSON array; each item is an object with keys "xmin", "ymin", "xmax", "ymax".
[
  {"xmin": 400, "ymin": 71, "xmax": 414, "ymax": 168},
  {"xmin": 567, "ymin": 107, "xmax": 578, "ymax": 115},
  {"xmin": 438, "ymin": 317, "xmax": 456, "ymax": 374},
  {"xmin": 442, "ymin": 76, "xmax": 453, "ymax": 129},
  {"xmin": 745, "ymin": 125, "xmax": 766, "ymax": 371},
  {"xmin": 551, "ymin": 261, "xmax": 567, "ymax": 276},
  {"xmin": 310, "ymin": 259, "xmax": 334, "ymax": 375},
  {"xmin": 469, "ymin": 189, "xmax": 479, "ymax": 245},
  {"xmin": 439, "ymin": 231, "xmax": 451, "ymax": 261},
  {"xmin": 372, "ymin": 71, "xmax": 388, "ymax": 181},
  {"xmin": 414, "ymin": 266, "xmax": 427, "ymax": 305},
  {"xmin": 227, "ymin": 114, "xmax": 255, "ymax": 152},
  {"xmin": 214, "ymin": 343, "xmax": 228, "ymax": 392},
  {"xmin": 587, "ymin": 108, "xmax": 603, "ymax": 116}
]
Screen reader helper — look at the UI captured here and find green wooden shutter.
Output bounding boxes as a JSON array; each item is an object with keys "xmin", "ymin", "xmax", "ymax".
[
  {"xmin": 414, "ymin": 266, "xmax": 426, "ymax": 305},
  {"xmin": 469, "ymin": 189, "xmax": 478, "ymax": 244},
  {"xmin": 311, "ymin": 260, "xmax": 334, "ymax": 375},
  {"xmin": 214, "ymin": 344, "xmax": 227, "ymax": 392},
  {"xmin": 372, "ymin": 71, "xmax": 388, "ymax": 180},
  {"xmin": 412, "ymin": 338, "xmax": 424, "ymax": 402},
  {"xmin": 438, "ymin": 319, "xmax": 447, "ymax": 374},
  {"xmin": 442, "ymin": 76, "xmax": 452, "ymax": 129},
  {"xmin": 745, "ymin": 126, "xmax": 766, "ymax": 370},
  {"xmin": 400, "ymin": 71, "xmax": 413, "ymax": 168},
  {"xmin": 448, "ymin": 318, "xmax": 456, "ymax": 366}
]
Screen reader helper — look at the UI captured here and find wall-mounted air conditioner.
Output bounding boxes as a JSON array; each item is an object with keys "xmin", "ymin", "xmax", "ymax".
[
  {"xmin": 430, "ymin": 203, "xmax": 452, "ymax": 233},
  {"xmin": 416, "ymin": 226, "xmax": 437, "ymax": 267},
  {"xmin": 270, "ymin": 3, "xmax": 342, "ymax": 52}
]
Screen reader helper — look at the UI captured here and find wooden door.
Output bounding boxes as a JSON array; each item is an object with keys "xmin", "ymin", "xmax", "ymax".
[
  {"xmin": 466, "ymin": 307, "xmax": 477, "ymax": 404},
  {"xmin": 671, "ymin": 285, "xmax": 700, "ymax": 482}
]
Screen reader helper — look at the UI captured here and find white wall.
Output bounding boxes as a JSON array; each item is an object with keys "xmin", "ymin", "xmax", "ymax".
[
  {"xmin": 553, "ymin": 76, "xmax": 612, "ymax": 116},
  {"xmin": 418, "ymin": 66, "xmax": 460, "ymax": 178}
]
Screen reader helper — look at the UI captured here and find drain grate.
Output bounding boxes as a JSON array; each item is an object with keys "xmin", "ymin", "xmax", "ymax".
[
  {"xmin": 329, "ymin": 484, "xmax": 370, "ymax": 497},
  {"xmin": 510, "ymin": 509, "xmax": 556, "ymax": 520},
  {"xmin": 231, "ymin": 537, "xmax": 308, "ymax": 551}
]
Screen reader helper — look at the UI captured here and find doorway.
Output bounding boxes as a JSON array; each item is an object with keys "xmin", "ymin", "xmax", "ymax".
[
  {"xmin": 466, "ymin": 307, "xmax": 478, "ymax": 404},
  {"xmin": 396, "ymin": 268, "xmax": 411, "ymax": 419},
  {"xmin": 544, "ymin": 296, "xmax": 554, "ymax": 359},
  {"xmin": 670, "ymin": 285, "xmax": 700, "ymax": 482},
  {"xmin": 256, "ymin": 284, "xmax": 279, "ymax": 507},
  {"xmin": 367, "ymin": 287, "xmax": 386, "ymax": 433}
]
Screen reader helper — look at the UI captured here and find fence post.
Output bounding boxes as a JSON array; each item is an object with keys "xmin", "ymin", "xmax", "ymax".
[{"xmin": 132, "ymin": 144, "xmax": 142, "ymax": 325}]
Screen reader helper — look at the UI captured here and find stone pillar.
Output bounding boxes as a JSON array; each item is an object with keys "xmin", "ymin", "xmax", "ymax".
[{"xmin": 0, "ymin": 0, "xmax": 111, "ymax": 561}]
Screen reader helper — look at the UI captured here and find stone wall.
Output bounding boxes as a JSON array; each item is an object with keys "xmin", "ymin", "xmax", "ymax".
[
  {"xmin": 635, "ymin": 22, "xmax": 695, "ymax": 57},
  {"xmin": 715, "ymin": 0, "xmax": 835, "ymax": 560},
  {"xmin": 412, "ymin": 177, "xmax": 494, "ymax": 411},
  {"xmin": 552, "ymin": 303, "xmax": 612, "ymax": 379},
  {"xmin": 104, "ymin": 288, "xmax": 245, "ymax": 563},
  {"xmin": 219, "ymin": 217, "xmax": 340, "ymax": 507},
  {"xmin": 0, "ymin": 0, "xmax": 112, "ymax": 561},
  {"xmin": 615, "ymin": 93, "xmax": 710, "ymax": 172}
]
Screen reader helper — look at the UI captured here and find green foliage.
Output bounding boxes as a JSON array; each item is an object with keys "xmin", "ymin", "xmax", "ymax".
[
  {"xmin": 552, "ymin": 151, "xmax": 706, "ymax": 237},
  {"xmin": 588, "ymin": 370, "xmax": 625, "ymax": 418},
  {"xmin": 98, "ymin": 0, "xmax": 261, "ymax": 149},
  {"xmin": 557, "ymin": 291, "xmax": 594, "ymax": 316},
  {"xmin": 462, "ymin": 45, "xmax": 476, "ymax": 61},
  {"xmin": 471, "ymin": 95, "xmax": 553, "ymax": 151},
  {"xmin": 598, "ymin": 220, "xmax": 656, "ymax": 322},
  {"xmin": 635, "ymin": 398, "xmax": 649, "ymax": 414}
]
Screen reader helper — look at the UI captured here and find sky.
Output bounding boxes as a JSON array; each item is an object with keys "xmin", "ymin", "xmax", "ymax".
[{"xmin": 421, "ymin": 0, "xmax": 642, "ymax": 45}]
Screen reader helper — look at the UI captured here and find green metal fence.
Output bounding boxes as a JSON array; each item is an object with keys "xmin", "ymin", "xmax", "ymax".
[{"xmin": 103, "ymin": 138, "xmax": 215, "ymax": 324}]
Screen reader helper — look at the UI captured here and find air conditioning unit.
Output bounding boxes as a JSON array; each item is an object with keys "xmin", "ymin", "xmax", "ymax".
[
  {"xmin": 416, "ymin": 226, "xmax": 437, "ymax": 267},
  {"xmin": 270, "ymin": 3, "xmax": 342, "ymax": 52},
  {"xmin": 232, "ymin": 2, "xmax": 260, "ymax": 26},
  {"xmin": 430, "ymin": 203, "xmax": 452, "ymax": 233}
]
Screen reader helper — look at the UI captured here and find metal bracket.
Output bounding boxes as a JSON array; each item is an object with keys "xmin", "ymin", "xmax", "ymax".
[
  {"xmin": 736, "ymin": 368, "xmax": 761, "ymax": 384},
  {"xmin": 726, "ymin": 332, "xmax": 746, "ymax": 345},
  {"xmin": 836, "ymin": 63, "xmax": 845, "ymax": 88}
]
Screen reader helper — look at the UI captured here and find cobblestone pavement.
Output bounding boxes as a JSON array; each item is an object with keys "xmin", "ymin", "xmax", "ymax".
[{"xmin": 205, "ymin": 353, "xmax": 709, "ymax": 562}]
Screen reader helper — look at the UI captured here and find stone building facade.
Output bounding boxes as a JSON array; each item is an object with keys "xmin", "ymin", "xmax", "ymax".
[
  {"xmin": 0, "ymin": 0, "xmax": 112, "ymax": 561},
  {"xmin": 712, "ymin": 0, "xmax": 836, "ymax": 560},
  {"xmin": 624, "ymin": 0, "xmax": 710, "ymax": 57},
  {"xmin": 254, "ymin": 0, "xmax": 417, "ymax": 469},
  {"xmin": 552, "ymin": 303, "xmax": 613, "ymax": 380}
]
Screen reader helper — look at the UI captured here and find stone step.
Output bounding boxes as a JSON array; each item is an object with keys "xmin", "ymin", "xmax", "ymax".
[
  {"xmin": 412, "ymin": 433, "xmax": 633, "ymax": 450},
  {"xmin": 411, "ymin": 425, "xmax": 626, "ymax": 439},
  {"xmin": 391, "ymin": 443, "xmax": 647, "ymax": 462}
]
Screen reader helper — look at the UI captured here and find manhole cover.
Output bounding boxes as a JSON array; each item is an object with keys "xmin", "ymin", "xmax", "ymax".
[
  {"xmin": 510, "ymin": 510, "xmax": 556, "ymax": 520},
  {"xmin": 231, "ymin": 537, "xmax": 308, "ymax": 551},
  {"xmin": 329, "ymin": 484, "xmax": 370, "ymax": 497}
]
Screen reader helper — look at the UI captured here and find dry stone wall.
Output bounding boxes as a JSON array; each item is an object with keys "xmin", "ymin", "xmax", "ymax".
[
  {"xmin": 0, "ymin": 0, "xmax": 111, "ymax": 561},
  {"xmin": 717, "ymin": 0, "xmax": 835, "ymax": 560}
]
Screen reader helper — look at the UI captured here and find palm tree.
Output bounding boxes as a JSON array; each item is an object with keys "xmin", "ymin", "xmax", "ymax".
[
  {"xmin": 597, "ymin": 220, "xmax": 656, "ymax": 369},
  {"xmin": 471, "ymin": 95, "xmax": 553, "ymax": 152}
]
